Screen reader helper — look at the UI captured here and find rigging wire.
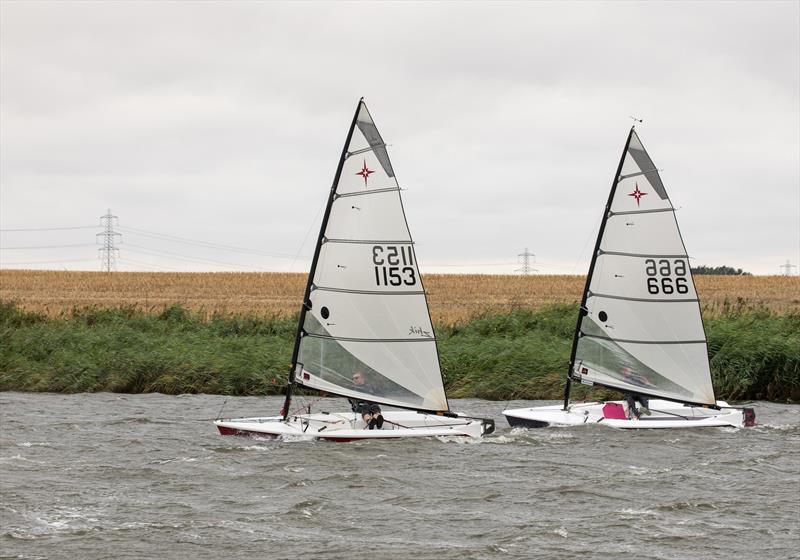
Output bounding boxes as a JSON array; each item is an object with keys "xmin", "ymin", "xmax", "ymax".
[
  {"xmin": 570, "ymin": 213, "xmax": 603, "ymax": 274},
  {"xmin": 288, "ymin": 199, "xmax": 326, "ymax": 272}
]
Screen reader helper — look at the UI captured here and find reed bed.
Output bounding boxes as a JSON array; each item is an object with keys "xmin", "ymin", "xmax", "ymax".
[
  {"xmin": 1, "ymin": 270, "xmax": 798, "ymax": 325},
  {"xmin": 1, "ymin": 301, "xmax": 796, "ymax": 400}
]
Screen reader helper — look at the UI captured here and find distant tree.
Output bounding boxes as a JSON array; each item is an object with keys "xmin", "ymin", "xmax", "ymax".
[{"xmin": 691, "ymin": 265, "xmax": 752, "ymax": 276}]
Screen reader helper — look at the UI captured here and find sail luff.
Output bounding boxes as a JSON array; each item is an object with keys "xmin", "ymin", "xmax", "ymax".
[
  {"xmin": 563, "ymin": 126, "xmax": 636, "ymax": 410},
  {"xmin": 281, "ymin": 98, "xmax": 364, "ymax": 420}
]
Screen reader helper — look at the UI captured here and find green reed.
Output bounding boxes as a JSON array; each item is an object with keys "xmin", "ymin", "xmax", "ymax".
[{"xmin": 1, "ymin": 301, "xmax": 796, "ymax": 402}]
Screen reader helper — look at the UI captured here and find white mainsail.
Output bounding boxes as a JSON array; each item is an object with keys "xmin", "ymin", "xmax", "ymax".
[
  {"xmin": 293, "ymin": 100, "xmax": 448, "ymax": 412},
  {"xmin": 571, "ymin": 129, "xmax": 716, "ymax": 406}
]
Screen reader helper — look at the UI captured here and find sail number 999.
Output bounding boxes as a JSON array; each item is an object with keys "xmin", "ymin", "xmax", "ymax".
[
  {"xmin": 645, "ymin": 259, "xmax": 689, "ymax": 294},
  {"xmin": 373, "ymin": 245, "xmax": 417, "ymax": 286}
]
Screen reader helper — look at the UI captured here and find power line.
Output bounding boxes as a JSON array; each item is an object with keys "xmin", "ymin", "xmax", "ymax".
[
  {"xmin": 0, "ymin": 218, "xmax": 551, "ymax": 274},
  {"xmin": 1, "ymin": 221, "xmax": 304, "ymax": 263},
  {"xmin": 423, "ymin": 262, "xmax": 517, "ymax": 267},
  {"xmin": 117, "ymin": 256, "xmax": 184, "ymax": 272},
  {"xmin": 1, "ymin": 244, "xmax": 96, "ymax": 250},
  {"xmin": 117, "ymin": 225, "xmax": 297, "ymax": 259},
  {"xmin": 0, "ymin": 225, "xmax": 98, "ymax": 232},
  {"xmin": 124, "ymin": 243, "xmax": 259, "ymax": 270},
  {"xmin": 0, "ymin": 258, "xmax": 98, "ymax": 265}
]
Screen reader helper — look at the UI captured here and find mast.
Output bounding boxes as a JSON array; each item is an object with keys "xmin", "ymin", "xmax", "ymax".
[
  {"xmin": 562, "ymin": 127, "xmax": 635, "ymax": 410},
  {"xmin": 281, "ymin": 98, "xmax": 364, "ymax": 420}
]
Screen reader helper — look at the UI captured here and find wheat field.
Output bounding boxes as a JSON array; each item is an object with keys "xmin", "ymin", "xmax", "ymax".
[{"xmin": 1, "ymin": 270, "xmax": 798, "ymax": 325}]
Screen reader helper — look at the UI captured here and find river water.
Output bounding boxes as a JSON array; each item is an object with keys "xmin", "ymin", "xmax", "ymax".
[{"xmin": 1, "ymin": 393, "xmax": 798, "ymax": 560}]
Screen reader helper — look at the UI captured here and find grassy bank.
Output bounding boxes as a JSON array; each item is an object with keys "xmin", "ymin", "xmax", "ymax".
[{"xmin": 0, "ymin": 301, "xmax": 797, "ymax": 402}]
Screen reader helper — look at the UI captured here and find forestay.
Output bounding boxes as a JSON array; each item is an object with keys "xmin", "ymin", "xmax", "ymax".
[
  {"xmin": 572, "ymin": 129, "xmax": 716, "ymax": 406},
  {"xmin": 294, "ymin": 101, "xmax": 448, "ymax": 412}
]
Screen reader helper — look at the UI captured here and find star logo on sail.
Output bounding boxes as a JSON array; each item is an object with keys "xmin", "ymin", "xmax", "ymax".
[
  {"xmin": 356, "ymin": 160, "xmax": 374, "ymax": 186},
  {"xmin": 628, "ymin": 183, "xmax": 647, "ymax": 206}
]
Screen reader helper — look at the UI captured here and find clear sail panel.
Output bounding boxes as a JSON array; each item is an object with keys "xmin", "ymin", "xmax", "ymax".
[
  {"xmin": 574, "ymin": 315, "xmax": 714, "ymax": 403},
  {"xmin": 298, "ymin": 314, "xmax": 446, "ymax": 410}
]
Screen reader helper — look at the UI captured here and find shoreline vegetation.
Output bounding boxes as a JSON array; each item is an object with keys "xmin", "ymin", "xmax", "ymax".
[{"xmin": 1, "ymin": 271, "xmax": 798, "ymax": 402}]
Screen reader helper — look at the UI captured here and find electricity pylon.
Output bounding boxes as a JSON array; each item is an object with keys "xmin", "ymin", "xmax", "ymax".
[
  {"xmin": 97, "ymin": 209, "xmax": 122, "ymax": 272},
  {"xmin": 516, "ymin": 248, "xmax": 536, "ymax": 275},
  {"xmin": 779, "ymin": 260, "xmax": 797, "ymax": 276}
]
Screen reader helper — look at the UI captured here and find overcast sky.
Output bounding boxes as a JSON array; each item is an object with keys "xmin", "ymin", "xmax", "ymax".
[{"xmin": 1, "ymin": 1, "xmax": 798, "ymax": 275}]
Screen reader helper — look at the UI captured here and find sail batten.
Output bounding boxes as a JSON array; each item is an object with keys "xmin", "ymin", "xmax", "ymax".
[
  {"xmin": 324, "ymin": 238, "xmax": 415, "ymax": 245},
  {"xmin": 589, "ymin": 292, "xmax": 699, "ymax": 303},
  {"xmin": 580, "ymin": 334, "xmax": 707, "ymax": 345},
  {"xmin": 346, "ymin": 144, "xmax": 387, "ymax": 158},
  {"xmin": 314, "ymin": 285, "xmax": 425, "ymax": 296},
  {"xmin": 609, "ymin": 208, "xmax": 674, "ymax": 216},
  {"xmin": 618, "ymin": 168, "xmax": 660, "ymax": 181},
  {"xmin": 569, "ymin": 128, "xmax": 716, "ymax": 407},
  {"xmin": 599, "ymin": 250, "xmax": 690, "ymax": 258},
  {"xmin": 336, "ymin": 187, "xmax": 401, "ymax": 198},
  {"xmin": 305, "ymin": 334, "xmax": 437, "ymax": 343}
]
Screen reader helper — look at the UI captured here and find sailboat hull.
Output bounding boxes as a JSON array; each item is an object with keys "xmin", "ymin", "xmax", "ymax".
[
  {"xmin": 503, "ymin": 400, "xmax": 752, "ymax": 429},
  {"xmin": 215, "ymin": 410, "xmax": 493, "ymax": 441}
]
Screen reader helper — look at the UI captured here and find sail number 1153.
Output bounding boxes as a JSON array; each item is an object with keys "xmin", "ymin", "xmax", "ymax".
[
  {"xmin": 645, "ymin": 259, "xmax": 689, "ymax": 294},
  {"xmin": 373, "ymin": 245, "xmax": 417, "ymax": 286}
]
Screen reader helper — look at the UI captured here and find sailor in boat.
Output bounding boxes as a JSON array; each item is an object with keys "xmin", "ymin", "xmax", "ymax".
[
  {"xmin": 620, "ymin": 364, "xmax": 652, "ymax": 389},
  {"xmin": 348, "ymin": 372, "xmax": 384, "ymax": 430},
  {"xmin": 348, "ymin": 371, "xmax": 374, "ymax": 408},
  {"xmin": 625, "ymin": 393, "xmax": 651, "ymax": 419},
  {"xmin": 361, "ymin": 403, "xmax": 385, "ymax": 430}
]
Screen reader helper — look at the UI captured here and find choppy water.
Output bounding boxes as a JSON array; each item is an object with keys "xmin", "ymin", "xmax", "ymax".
[{"xmin": 1, "ymin": 393, "xmax": 798, "ymax": 560}]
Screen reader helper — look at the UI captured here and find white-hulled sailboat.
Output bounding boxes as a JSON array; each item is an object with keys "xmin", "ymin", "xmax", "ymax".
[
  {"xmin": 504, "ymin": 127, "xmax": 755, "ymax": 429},
  {"xmin": 215, "ymin": 99, "xmax": 494, "ymax": 441}
]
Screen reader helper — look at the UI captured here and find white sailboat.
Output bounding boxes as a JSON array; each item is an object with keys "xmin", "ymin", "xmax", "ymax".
[
  {"xmin": 216, "ymin": 99, "xmax": 494, "ymax": 441},
  {"xmin": 504, "ymin": 127, "xmax": 755, "ymax": 429}
]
